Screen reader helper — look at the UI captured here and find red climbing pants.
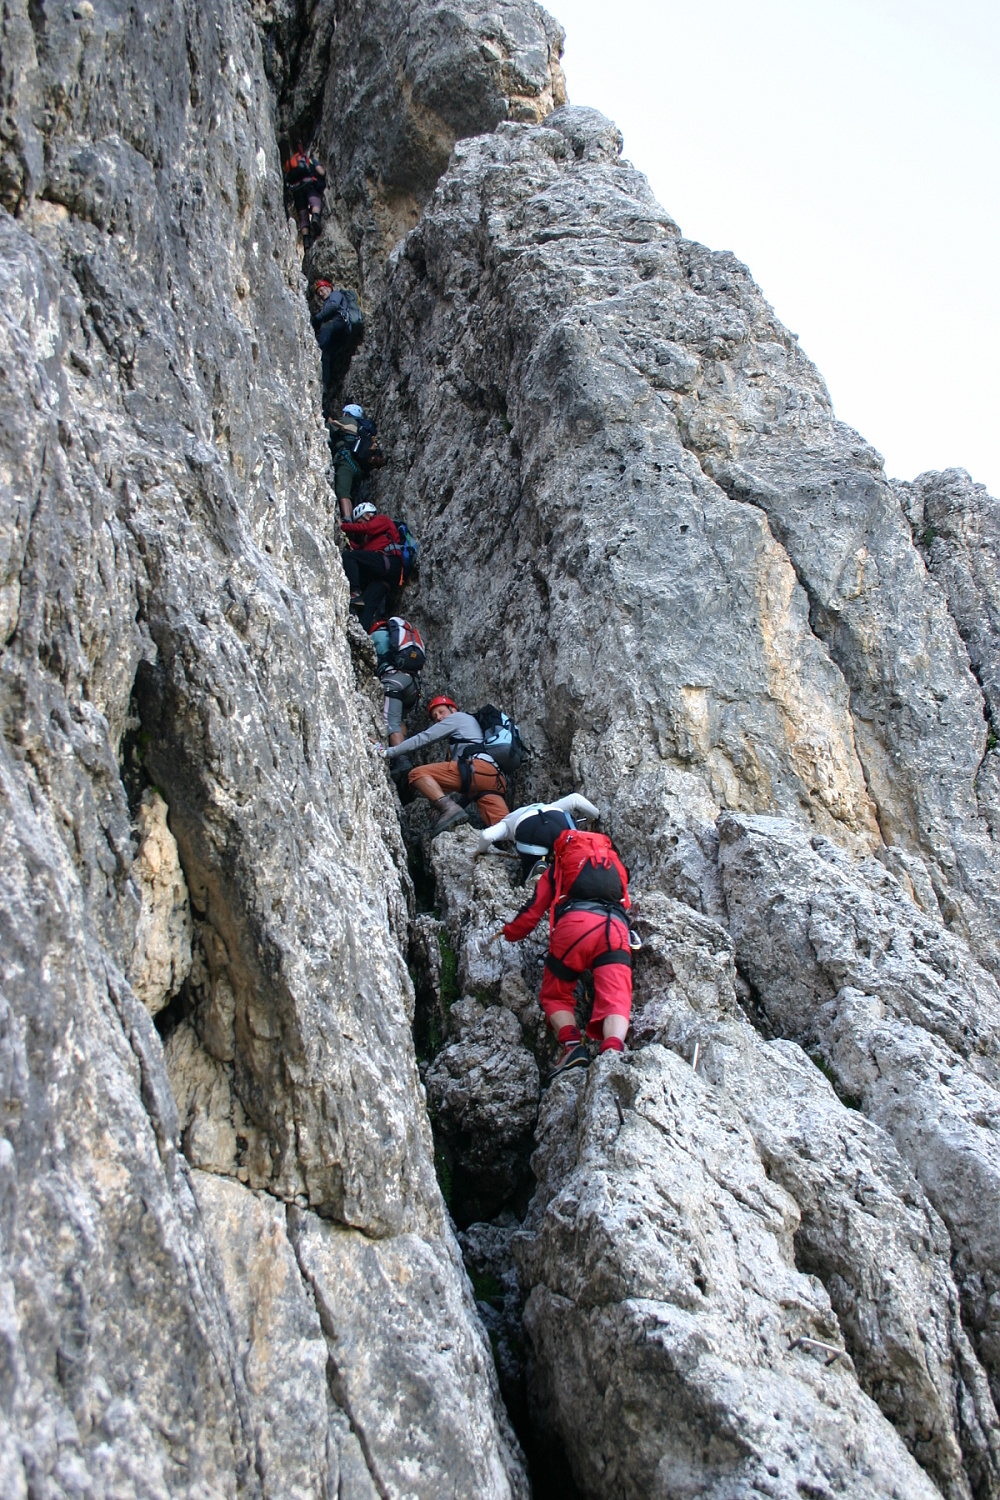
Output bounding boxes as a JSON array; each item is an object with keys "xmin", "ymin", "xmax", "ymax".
[{"xmin": 539, "ymin": 908, "xmax": 633, "ymax": 1040}]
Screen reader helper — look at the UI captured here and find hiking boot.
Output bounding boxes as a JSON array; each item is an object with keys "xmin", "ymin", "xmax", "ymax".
[
  {"xmin": 545, "ymin": 1043, "xmax": 589, "ymax": 1084},
  {"xmin": 430, "ymin": 796, "xmax": 468, "ymax": 837}
]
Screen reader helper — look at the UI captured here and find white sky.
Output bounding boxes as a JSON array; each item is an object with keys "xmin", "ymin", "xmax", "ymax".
[{"xmin": 554, "ymin": 0, "xmax": 1000, "ymax": 493}]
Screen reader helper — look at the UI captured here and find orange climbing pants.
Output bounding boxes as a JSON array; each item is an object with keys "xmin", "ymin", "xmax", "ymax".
[{"xmin": 409, "ymin": 757, "xmax": 509, "ymax": 826}]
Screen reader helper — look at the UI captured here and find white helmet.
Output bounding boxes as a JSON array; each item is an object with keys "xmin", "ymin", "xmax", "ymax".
[
  {"xmin": 342, "ymin": 403, "xmax": 364, "ymax": 420},
  {"xmin": 352, "ymin": 501, "xmax": 376, "ymax": 522}
]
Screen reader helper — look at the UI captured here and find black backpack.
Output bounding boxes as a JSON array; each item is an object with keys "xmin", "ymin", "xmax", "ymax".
[
  {"xmin": 316, "ymin": 289, "xmax": 365, "ymax": 352},
  {"xmin": 512, "ymin": 806, "xmax": 574, "ymax": 882},
  {"xmin": 350, "ymin": 416, "xmax": 379, "ymax": 468}
]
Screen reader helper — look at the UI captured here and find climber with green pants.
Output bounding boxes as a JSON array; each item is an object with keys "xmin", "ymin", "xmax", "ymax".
[{"xmin": 327, "ymin": 403, "xmax": 385, "ymax": 520}]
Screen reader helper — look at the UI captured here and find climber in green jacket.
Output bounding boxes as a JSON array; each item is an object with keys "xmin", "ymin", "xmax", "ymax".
[{"xmin": 327, "ymin": 403, "xmax": 385, "ymax": 520}]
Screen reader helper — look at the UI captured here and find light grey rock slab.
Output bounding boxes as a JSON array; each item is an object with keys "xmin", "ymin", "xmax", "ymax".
[
  {"xmin": 128, "ymin": 790, "xmax": 193, "ymax": 1016},
  {"xmin": 291, "ymin": 1210, "xmax": 530, "ymax": 1500},
  {"xmin": 365, "ymin": 109, "xmax": 888, "ymax": 925},
  {"xmin": 429, "ymin": 810, "xmax": 1000, "ymax": 1491},
  {"xmin": 362, "ymin": 98, "xmax": 1000, "ymax": 969},
  {"xmin": 0, "ymin": 742, "xmax": 260, "ymax": 1498},
  {"xmin": 683, "ymin": 340, "xmax": 998, "ymax": 957},
  {"xmin": 514, "ymin": 1045, "xmax": 941, "ymax": 1500},
  {"xmin": 897, "ymin": 468, "xmax": 1000, "ymax": 844},
  {"xmin": 191, "ymin": 1171, "xmax": 339, "ymax": 1500},
  {"xmin": 0, "ymin": 0, "xmax": 537, "ymax": 1487},
  {"xmin": 631, "ymin": 892, "xmax": 1000, "ymax": 1500},
  {"xmin": 896, "ymin": 469, "xmax": 1000, "ymax": 728},
  {"xmin": 430, "ymin": 825, "xmax": 550, "ymax": 1001},
  {"xmin": 718, "ymin": 812, "xmax": 1000, "ymax": 1416}
]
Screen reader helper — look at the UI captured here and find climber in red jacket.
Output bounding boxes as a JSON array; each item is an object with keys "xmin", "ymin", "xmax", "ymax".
[
  {"xmin": 339, "ymin": 502, "xmax": 403, "ymax": 629},
  {"xmin": 499, "ymin": 828, "xmax": 634, "ymax": 1080}
]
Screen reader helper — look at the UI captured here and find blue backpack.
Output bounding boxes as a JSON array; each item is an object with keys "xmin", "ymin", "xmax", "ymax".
[
  {"xmin": 472, "ymin": 704, "xmax": 525, "ymax": 775},
  {"xmin": 389, "ymin": 519, "xmax": 419, "ymax": 579}
]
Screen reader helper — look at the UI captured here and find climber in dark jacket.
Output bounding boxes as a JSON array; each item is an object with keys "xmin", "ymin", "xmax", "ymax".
[
  {"xmin": 311, "ymin": 283, "xmax": 364, "ymax": 408},
  {"xmin": 385, "ymin": 697, "xmax": 510, "ymax": 834},
  {"xmin": 283, "ymin": 148, "xmax": 326, "ymax": 245},
  {"xmin": 340, "ymin": 503, "xmax": 404, "ymax": 630},
  {"xmin": 369, "ymin": 617, "xmax": 424, "ymax": 797}
]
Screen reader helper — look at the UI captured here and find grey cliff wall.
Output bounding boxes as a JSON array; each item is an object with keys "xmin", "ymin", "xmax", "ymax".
[
  {"xmin": 0, "ymin": 0, "xmax": 537, "ymax": 1493},
  {"xmin": 353, "ymin": 96, "xmax": 1000, "ymax": 1498},
  {"xmin": 3, "ymin": 0, "xmax": 1000, "ymax": 1495}
]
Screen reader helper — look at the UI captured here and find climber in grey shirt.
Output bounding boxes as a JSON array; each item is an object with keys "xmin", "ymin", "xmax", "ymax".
[
  {"xmin": 385, "ymin": 695, "xmax": 510, "ymax": 834},
  {"xmin": 385, "ymin": 706, "xmax": 484, "ymax": 762}
]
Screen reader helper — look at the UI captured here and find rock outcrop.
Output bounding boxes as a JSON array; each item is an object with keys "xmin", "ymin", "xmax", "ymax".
[
  {"xmin": 3, "ymin": 0, "xmax": 1000, "ymax": 1494},
  {"xmin": 360, "ymin": 91, "xmax": 1000, "ymax": 1498},
  {"xmin": 426, "ymin": 829, "xmax": 1000, "ymax": 1499},
  {"xmin": 127, "ymin": 789, "xmax": 194, "ymax": 1015},
  {"xmin": 0, "ymin": 0, "xmax": 536, "ymax": 1492}
]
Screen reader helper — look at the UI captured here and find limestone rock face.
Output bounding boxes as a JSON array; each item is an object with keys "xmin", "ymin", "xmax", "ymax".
[
  {"xmin": 266, "ymin": 0, "xmax": 567, "ymax": 275},
  {"xmin": 0, "ymin": 0, "xmax": 529, "ymax": 1491},
  {"xmin": 897, "ymin": 467, "xmax": 1000, "ymax": 739},
  {"xmin": 128, "ymin": 790, "xmax": 193, "ymax": 1015},
  {"xmin": 516, "ymin": 1049, "xmax": 942, "ymax": 1500},
  {"xmin": 368, "ymin": 104, "xmax": 997, "ymax": 958},
  {"xmin": 291, "ymin": 1209, "xmax": 529, "ymax": 1500},
  {"xmin": 5, "ymin": 0, "xmax": 1000, "ymax": 1491},
  {"xmin": 0, "ymin": 755, "xmax": 260, "ymax": 1498},
  {"xmin": 353, "ymin": 102, "xmax": 1000, "ymax": 1488},
  {"xmin": 423, "ymin": 826, "xmax": 1000, "ymax": 1498},
  {"xmin": 190, "ymin": 1171, "xmax": 342, "ymax": 1500},
  {"xmin": 718, "ymin": 813, "xmax": 1000, "ymax": 1420},
  {"xmin": 631, "ymin": 891, "xmax": 1000, "ymax": 1500},
  {"xmin": 425, "ymin": 995, "xmax": 540, "ymax": 1222}
]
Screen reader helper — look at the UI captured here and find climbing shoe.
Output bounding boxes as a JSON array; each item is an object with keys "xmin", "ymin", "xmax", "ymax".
[
  {"xmin": 430, "ymin": 796, "xmax": 468, "ymax": 837},
  {"xmin": 545, "ymin": 1043, "xmax": 589, "ymax": 1084}
]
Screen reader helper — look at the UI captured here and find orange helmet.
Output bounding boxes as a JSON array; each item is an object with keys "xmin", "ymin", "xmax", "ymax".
[{"xmin": 427, "ymin": 695, "xmax": 457, "ymax": 714}]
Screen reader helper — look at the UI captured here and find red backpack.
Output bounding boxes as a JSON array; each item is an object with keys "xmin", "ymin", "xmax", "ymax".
[
  {"xmin": 386, "ymin": 617, "xmax": 425, "ymax": 673},
  {"xmin": 550, "ymin": 829, "xmax": 630, "ymax": 929}
]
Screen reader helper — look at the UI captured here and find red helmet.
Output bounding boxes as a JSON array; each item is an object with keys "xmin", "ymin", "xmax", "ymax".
[
  {"xmin": 427, "ymin": 695, "xmax": 457, "ymax": 714},
  {"xmin": 312, "ymin": 279, "xmax": 332, "ymax": 296}
]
